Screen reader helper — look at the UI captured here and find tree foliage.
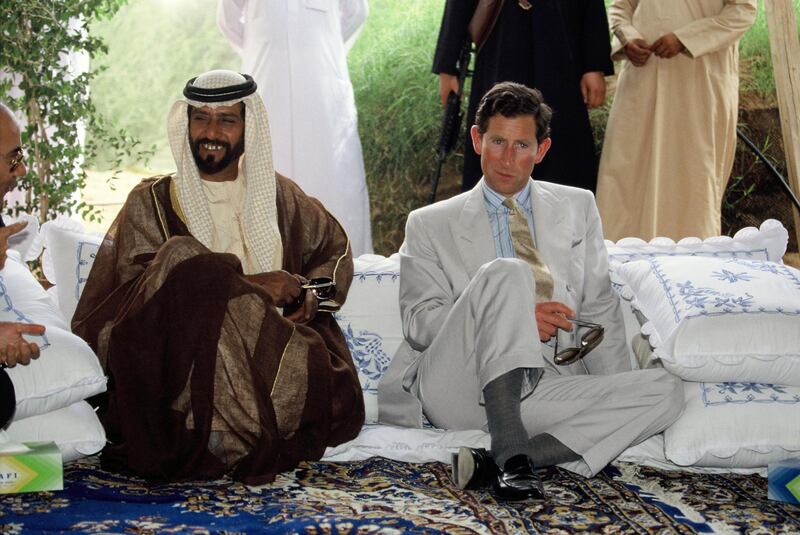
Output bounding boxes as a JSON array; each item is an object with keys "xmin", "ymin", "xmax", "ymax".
[{"xmin": 0, "ymin": 0, "xmax": 152, "ymax": 222}]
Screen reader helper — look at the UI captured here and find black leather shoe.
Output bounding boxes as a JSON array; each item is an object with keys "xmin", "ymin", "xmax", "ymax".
[
  {"xmin": 491, "ymin": 454, "xmax": 546, "ymax": 502},
  {"xmin": 451, "ymin": 447, "xmax": 497, "ymax": 490}
]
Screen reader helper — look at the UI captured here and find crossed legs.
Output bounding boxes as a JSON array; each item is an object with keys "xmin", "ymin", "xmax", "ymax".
[{"xmin": 417, "ymin": 257, "xmax": 683, "ymax": 479}]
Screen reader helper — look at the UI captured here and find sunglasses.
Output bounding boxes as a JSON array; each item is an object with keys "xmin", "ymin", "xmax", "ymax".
[
  {"xmin": 299, "ymin": 277, "xmax": 341, "ymax": 313},
  {"xmin": 3, "ymin": 148, "xmax": 24, "ymax": 173},
  {"xmin": 553, "ymin": 319, "xmax": 604, "ymax": 366}
]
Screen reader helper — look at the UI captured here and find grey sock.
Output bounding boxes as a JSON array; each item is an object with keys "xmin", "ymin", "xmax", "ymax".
[
  {"xmin": 484, "ymin": 368, "xmax": 530, "ymax": 468},
  {"xmin": 528, "ymin": 433, "xmax": 581, "ymax": 467}
]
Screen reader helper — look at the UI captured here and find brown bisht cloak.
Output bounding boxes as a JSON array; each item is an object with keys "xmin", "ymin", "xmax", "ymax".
[{"xmin": 72, "ymin": 174, "xmax": 364, "ymax": 484}]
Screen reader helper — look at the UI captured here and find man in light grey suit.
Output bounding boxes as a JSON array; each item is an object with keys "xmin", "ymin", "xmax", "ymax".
[{"xmin": 378, "ymin": 82, "xmax": 683, "ymax": 501}]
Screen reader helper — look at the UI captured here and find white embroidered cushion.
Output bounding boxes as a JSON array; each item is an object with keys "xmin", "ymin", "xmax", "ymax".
[
  {"xmin": 664, "ymin": 381, "xmax": 800, "ymax": 468},
  {"xmin": 612, "ymin": 256, "xmax": 800, "ymax": 384},
  {"xmin": 4, "ymin": 325, "xmax": 107, "ymax": 421},
  {"xmin": 604, "ymin": 219, "xmax": 789, "ymax": 370},
  {"xmin": 40, "ymin": 219, "xmax": 103, "ymax": 324},
  {"xmin": 335, "ymin": 254, "xmax": 402, "ymax": 423},
  {"xmin": 0, "ymin": 251, "xmax": 106, "ymax": 421},
  {"xmin": 2, "ymin": 401, "xmax": 106, "ymax": 462},
  {"xmin": 1, "ymin": 251, "xmax": 68, "ymax": 330},
  {"xmin": 4, "ymin": 214, "xmax": 43, "ymax": 263},
  {"xmin": 605, "ymin": 219, "xmax": 788, "ymax": 269}
]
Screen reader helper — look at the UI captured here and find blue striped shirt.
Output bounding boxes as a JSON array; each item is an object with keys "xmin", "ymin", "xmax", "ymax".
[{"xmin": 482, "ymin": 179, "xmax": 538, "ymax": 259}]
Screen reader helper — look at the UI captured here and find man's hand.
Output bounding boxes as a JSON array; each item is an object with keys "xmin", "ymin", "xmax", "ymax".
[
  {"xmin": 580, "ymin": 71, "xmax": 606, "ymax": 109},
  {"xmin": 246, "ymin": 270, "xmax": 304, "ymax": 307},
  {"xmin": 535, "ymin": 301, "xmax": 574, "ymax": 342},
  {"xmin": 652, "ymin": 33, "xmax": 685, "ymax": 59},
  {"xmin": 246, "ymin": 270, "xmax": 320, "ymax": 323},
  {"xmin": 0, "ymin": 220, "xmax": 28, "ymax": 270},
  {"xmin": 0, "ymin": 321, "xmax": 46, "ymax": 368},
  {"xmin": 438, "ymin": 73, "xmax": 460, "ymax": 107},
  {"xmin": 623, "ymin": 38, "xmax": 653, "ymax": 67},
  {"xmin": 284, "ymin": 290, "xmax": 318, "ymax": 324}
]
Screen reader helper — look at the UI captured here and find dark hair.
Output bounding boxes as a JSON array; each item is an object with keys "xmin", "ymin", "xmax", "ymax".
[{"xmin": 474, "ymin": 82, "xmax": 552, "ymax": 142}]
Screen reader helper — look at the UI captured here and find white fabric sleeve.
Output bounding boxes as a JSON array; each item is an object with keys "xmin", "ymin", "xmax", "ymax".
[
  {"xmin": 576, "ymin": 193, "xmax": 631, "ymax": 375},
  {"xmin": 339, "ymin": 0, "xmax": 368, "ymax": 51},
  {"xmin": 608, "ymin": 0, "xmax": 644, "ymax": 60},
  {"xmin": 398, "ymin": 212, "xmax": 455, "ymax": 352},
  {"xmin": 217, "ymin": 0, "xmax": 248, "ymax": 55},
  {"xmin": 674, "ymin": 0, "xmax": 757, "ymax": 59}
]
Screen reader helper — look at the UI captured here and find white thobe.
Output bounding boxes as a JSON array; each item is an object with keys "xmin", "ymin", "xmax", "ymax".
[
  {"xmin": 217, "ymin": 0, "xmax": 373, "ymax": 256},
  {"xmin": 596, "ymin": 0, "xmax": 757, "ymax": 242},
  {"xmin": 200, "ymin": 176, "xmax": 259, "ymax": 275}
]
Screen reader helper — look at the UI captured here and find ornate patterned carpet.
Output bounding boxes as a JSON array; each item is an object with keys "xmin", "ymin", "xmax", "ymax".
[{"xmin": 0, "ymin": 456, "xmax": 798, "ymax": 533}]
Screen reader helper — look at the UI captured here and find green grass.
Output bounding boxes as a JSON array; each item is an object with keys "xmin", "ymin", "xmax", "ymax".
[
  {"xmin": 348, "ymin": 0, "xmax": 446, "ymax": 253},
  {"xmin": 738, "ymin": 0, "xmax": 800, "ymax": 100}
]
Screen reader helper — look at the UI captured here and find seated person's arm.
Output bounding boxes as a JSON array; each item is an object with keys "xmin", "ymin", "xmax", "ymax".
[
  {"xmin": 247, "ymin": 183, "xmax": 353, "ymax": 324},
  {"xmin": 399, "ymin": 212, "xmax": 454, "ymax": 351},
  {"xmin": 576, "ymin": 195, "xmax": 630, "ymax": 374},
  {"xmin": 246, "ymin": 271, "xmax": 304, "ymax": 303}
]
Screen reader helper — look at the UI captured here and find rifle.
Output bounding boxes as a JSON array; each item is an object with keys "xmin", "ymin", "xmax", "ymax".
[
  {"xmin": 430, "ymin": 39, "xmax": 472, "ymax": 204},
  {"xmin": 430, "ymin": 0, "xmax": 503, "ymax": 204}
]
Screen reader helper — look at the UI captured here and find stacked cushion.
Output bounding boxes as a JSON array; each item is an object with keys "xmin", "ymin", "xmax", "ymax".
[
  {"xmin": 609, "ymin": 219, "xmax": 799, "ymax": 470},
  {"xmin": 1, "ymin": 250, "xmax": 107, "ymax": 421},
  {"xmin": 2, "ymin": 402, "xmax": 106, "ymax": 462},
  {"xmin": 2, "ymin": 219, "xmax": 107, "ymax": 461},
  {"xmin": 665, "ymin": 381, "xmax": 800, "ymax": 469}
]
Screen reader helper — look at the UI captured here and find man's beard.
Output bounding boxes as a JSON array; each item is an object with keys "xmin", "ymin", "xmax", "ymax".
[{"xmin": 190, "ymin": 137, "xmax": 245, "ymax": 175}]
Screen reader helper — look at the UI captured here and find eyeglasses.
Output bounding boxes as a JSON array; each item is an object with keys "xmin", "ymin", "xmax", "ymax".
[
  {"xmin": 553, "ymin": 319, "xmax": 604, "ymax": 366},
  {"xmin": 3, "ymin": 148, "xmax": 24, "ymax": 173},
  {"xmin": 300, "ymin": 277, "xmax": 341, "ymax": 313}
]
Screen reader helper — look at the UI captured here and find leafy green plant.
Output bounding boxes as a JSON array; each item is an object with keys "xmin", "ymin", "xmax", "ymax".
[{"xmin": 0, "ymin": 0, "xmax": 152, "ymax": 223}]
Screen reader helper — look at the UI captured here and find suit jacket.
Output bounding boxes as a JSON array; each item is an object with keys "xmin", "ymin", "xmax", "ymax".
[{"xmin": 378, "ymin": 179, "xmax": 629, "ymax": 428}]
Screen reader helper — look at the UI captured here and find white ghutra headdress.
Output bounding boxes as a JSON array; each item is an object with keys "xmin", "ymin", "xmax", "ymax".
[{"xmin": 167, "ymin": 69, "xmax": 282, "ymax": 274}]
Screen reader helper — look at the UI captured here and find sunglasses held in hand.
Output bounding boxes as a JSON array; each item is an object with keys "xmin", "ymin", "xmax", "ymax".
[
  {"xmin": 298, "ymin": 277, "xmax": 340, "ymax": 313},
  {"xmin": 554, "ymin": 319, "xmax": 604, "ymax": 366}
]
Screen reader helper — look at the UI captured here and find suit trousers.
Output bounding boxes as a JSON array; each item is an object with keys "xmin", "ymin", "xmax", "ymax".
[{"xmin": 417, "ymin": 258, "xmax": 684, "ymax": 477}]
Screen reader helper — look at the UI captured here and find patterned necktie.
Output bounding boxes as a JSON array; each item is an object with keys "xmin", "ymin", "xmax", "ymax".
[{"xmin": 502, "ymin": 197, "xmax": 554, "ymax": 302}]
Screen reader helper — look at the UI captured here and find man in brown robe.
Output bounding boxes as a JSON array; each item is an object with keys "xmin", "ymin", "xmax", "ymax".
[{"xmin": 72, "ymin": 70, "xmax": 364, "ymax": 484}]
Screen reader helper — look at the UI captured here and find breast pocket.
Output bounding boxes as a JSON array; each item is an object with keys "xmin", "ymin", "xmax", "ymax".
[{"xmin": 304, "ymin": 0, "xmax": 330, "ymax": 12}]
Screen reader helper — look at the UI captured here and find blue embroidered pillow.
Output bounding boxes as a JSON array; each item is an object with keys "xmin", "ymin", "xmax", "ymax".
[
  {"xmin": 613, "ymin": 256, "xmax": 800, "ymax": 385},
  {"xmin": 664, "ymin": 381, "xmax": 800, "ymax": 468},
  {"xmin": 41, "ymin": 220, "xmax": 103, "ymax": 324},
  {"xmin": 335, "ymin": 254, "xmax": 403, "ymax": 423}
]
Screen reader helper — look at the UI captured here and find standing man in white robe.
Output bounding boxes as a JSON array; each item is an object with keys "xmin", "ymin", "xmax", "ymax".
[
  {"xmin": 217, "ymin": 0, "xmax": 373, "ymax": 256},
  {"xmin": 596, "ymin": 0, "xmax": 757, "ymax": 242}
]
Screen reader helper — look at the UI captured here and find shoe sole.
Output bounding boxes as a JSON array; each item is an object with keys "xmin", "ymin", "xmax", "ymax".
[
  {"xmin": 452, "ymin": 446, "xmax": 476, "ymax": 490},
  {"xmin": 493, "ymin": 488, "xmax": 546, "ymax": 503}
]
